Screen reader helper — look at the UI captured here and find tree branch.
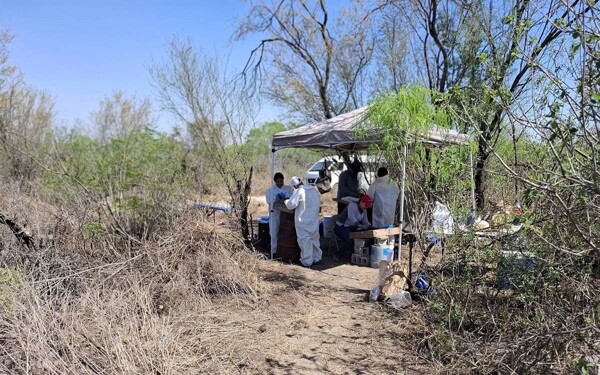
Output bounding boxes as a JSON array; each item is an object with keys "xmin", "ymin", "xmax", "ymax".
[{"xmin": 0, "ymin": 213, "xmax": 35, "ymax": 249}]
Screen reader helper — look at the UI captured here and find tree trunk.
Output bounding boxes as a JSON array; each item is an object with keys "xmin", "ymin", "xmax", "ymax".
[
  {"xmin": 0, "ymin": 213, "xmax": 35, "ymax": 249},
  {"xmin": 424, "ymin": 148, "xmax": 437, "ymax": 202},
  {"xmin": 474, "ymin": 145, "xmax": 489, "ymax": 210},
  {"xmin": 319, "ymin": 85, "xmax": 332, "ymax": 120},
  {"xmin": 238, "ymin": 167, "xmax": 253, "ymax": 240}
]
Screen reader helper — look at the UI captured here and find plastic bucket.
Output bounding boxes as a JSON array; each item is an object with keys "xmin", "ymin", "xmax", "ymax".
[
  {"xmin": 354, "ymin": 239, "xmax": 366, "ymax": 250},
  {"xmin": 370, "ymin": 244, "xmax": 394, "ymax": 269},
  {"xmin": 322, "ymin": 215, "xmax": 335, "ymax": 238},
  {"xmin": 258, "ymin": 216, "xmax": 270, "ymax": 250}
]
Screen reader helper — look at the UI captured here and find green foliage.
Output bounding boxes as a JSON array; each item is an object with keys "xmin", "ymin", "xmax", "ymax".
[
  {"xmin": 243, "ymin": 121, "xmax": 286, "ymax": 155},
  {"xmin": 421, "ymin": 232, "xmax": 599, "ymax": 373},
  {"xmin": 241, "ymin": 121, "xmax": 320, "ymax": 180},
  {"xmin": 367, "ymin": 85, "xmax": 450, "ymax": 150},
  {"xmin": 0, "ymin": 268, "xmax": 20, "ymax": 315},
  {"xmin": 45, "ymin": 128, "xmax": 191, "ymax": 239},
  {"xmin": 365, "ymin": 85, "xmax": 474, "ymax": 209},
  {"xmin": 82, "ymin": 221, "xmax": 105, "ymax": 240}
]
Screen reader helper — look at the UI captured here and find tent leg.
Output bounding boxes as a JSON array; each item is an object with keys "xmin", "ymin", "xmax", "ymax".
[
  {"xmin": 469, "ymin": 149, "xmax": 475, "ymax": 212},
  {"xmin": 270, "ymin": 148, "xmax": 276, "ymax": 260},
  {"xmin": 398, "ymin": 144, "xmax": 407, "ymax": 265}
]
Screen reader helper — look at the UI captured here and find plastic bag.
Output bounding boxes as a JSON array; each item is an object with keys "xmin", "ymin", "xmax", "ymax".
[
  {"xmin": 385, "ymin": 291, "xmax": 412, "ymax": 309},
  {"xmin": 415, "ymin": 273, "xmax": 429, "ymax": 292},
  {"xmin": 466, "ymin": 208, "xmax": 475, "ymax": 226},
  {"xmin": 369, "ymin": 286, "xmax": 380, "ymax": 302},
  {"xmin": 432, "ymin": 201, "xmax": 454, "ymax": 234}
]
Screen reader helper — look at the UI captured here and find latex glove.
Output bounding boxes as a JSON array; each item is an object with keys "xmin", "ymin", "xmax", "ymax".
[{"xmin": 276, "ymin": 192, "xmax": 287, "ymax": 200}]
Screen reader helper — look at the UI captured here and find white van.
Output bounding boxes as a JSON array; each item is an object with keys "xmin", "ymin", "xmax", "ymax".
[{"xmin": 304, "ymin": 155, "xmax": 381, "ymax": 192}]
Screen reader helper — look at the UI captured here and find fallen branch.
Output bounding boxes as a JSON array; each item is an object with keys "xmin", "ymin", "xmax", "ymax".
[{"xmin": 0, "ymin": 213, "xmax": 35, "ymax": 249}]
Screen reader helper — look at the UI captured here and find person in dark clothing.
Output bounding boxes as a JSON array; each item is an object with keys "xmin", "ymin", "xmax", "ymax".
[{"xmin": 336, "ymin": 159, "xmax": 361, "ymax": 214}]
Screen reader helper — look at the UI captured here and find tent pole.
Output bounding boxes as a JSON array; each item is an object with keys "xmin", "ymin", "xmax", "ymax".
[
  {"xmin": 270, "ymin": 147, "xmax": 276, "ymax": 188},
  {"xmin": 270, "ymin": 147, "xmax": 276, "ymax": 260},
  {"xmin": 398, "ymin": 143, "xmax": 407, "ymax": 265},
  {"xmin": 469, "ymin": 149, "xmax": 475, "ymax": 212}
]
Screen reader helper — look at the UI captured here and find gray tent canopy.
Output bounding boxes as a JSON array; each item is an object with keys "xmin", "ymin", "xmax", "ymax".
[
  {"xmin": 268, "ymin": 105, "xmax": 474, "ymax": 261},
  {"xmin": 271, "ymin": 106, "xmax": 470, "ymax": 151}
]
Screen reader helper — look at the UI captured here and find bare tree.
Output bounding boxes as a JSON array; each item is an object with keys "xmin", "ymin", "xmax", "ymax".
[
  {"xmin": 371, "ymin": 6, "xmax": 411, "ymax": 95},
  {"xmin": 0, "ymin": 31, "xmax": 54, "ymax": 181},
  {"xmin": 496, "ymin": 0, "xmax": 600, "ymax": 256},
  {"xmin": 0, "ymin": 31, "xmax": 17, "ymax": 91},
  {"xmin": 235, "ymin": 0, "xmax": 376, "ymax": 121},
  {"xmin": 388, "ymin": 0, "xmax": 594, "ymax": 209},
  {"xmin": 91, "ymin": 90, "xmax": 152, "ymax": 144},
  {"xmin": 151, "ymin": 39, "xmax": 256, "ymax": 237}
]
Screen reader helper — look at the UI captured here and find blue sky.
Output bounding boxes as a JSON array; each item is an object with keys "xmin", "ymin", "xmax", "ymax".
[{"xmin": 0, "ymin": 0, "xmax": 281, "ymax": 130}]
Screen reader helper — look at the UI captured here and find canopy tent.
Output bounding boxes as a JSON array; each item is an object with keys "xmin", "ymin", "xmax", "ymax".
[
  {"xmin": 271, "ymin": 106, "xmax": 470, "ymax": 151},
  {"xmin": 269, "ymin": 105, "xmax": 474, "ymax": 260}
]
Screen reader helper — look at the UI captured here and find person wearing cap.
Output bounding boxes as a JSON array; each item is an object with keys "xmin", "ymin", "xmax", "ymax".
[
  {"xmin": 367, "ymin": 167, "xmax": 400, "ymax": 228},
  {"xmin": 333, "ymin": 195, "xmax": 372, "ymax": 260},
  {"xmin": 336, "ymin": 159, "xmax": 362, "ymax": 214},
  {"xmin": 265, "ymin": 172, "xmax": 295, "ymax": 257},
  {"xmin": 285, "ymin": 176, "xmax": 323, "ymax": 267}
]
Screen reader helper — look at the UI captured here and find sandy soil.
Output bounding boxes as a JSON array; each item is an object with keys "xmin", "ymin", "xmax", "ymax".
[
  {"xmin": 204, "ymin": 192, "xmax": 434, "ymax": 374},
  {"xmin": 242, "ymin": 257, "xmax": 426, "ymax": 375}
]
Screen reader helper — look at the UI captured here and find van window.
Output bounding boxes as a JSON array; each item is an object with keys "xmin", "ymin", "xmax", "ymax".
[{"xmin": 309, "ymin": 161, "xmax": 325, "ymax": 171}]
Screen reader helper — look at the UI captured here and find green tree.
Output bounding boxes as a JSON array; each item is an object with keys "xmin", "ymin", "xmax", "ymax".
[
  {"xmin": 47, "ymin": 128, "xmax": 190, "ymax": 241},
  {"xmin": 244, "ymin": 121, "xmax": 286, "ymax": 156}
]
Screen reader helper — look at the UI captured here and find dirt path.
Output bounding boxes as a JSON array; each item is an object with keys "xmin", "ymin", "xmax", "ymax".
[{"xmin": 248, "ymin": 258, "xmax": 425, "ymax": 374}]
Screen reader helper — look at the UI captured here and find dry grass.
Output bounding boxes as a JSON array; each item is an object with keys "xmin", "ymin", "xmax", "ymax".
[
  {"xmin": 1, "ymin": 279, "xmax": 269, "ymax": 374},
  {"xmin": 0, "ymin": 186, "xmax": 270, "ymax": 374}
]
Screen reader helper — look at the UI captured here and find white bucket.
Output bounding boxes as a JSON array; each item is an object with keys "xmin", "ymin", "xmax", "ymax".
[
  {"xmin": 322, "ymin": 215, "xmax": 335, "ymax": 238},
  {"xmin": 353, "ymin": 239, "xmax": 366, "ymax": 250},
  {"xmin": 370, "ymin": 244, "xmax": 394, "ymax": 269},
  {"xmin": 374, "ymin": 237, "xmax": 387, "ymax": 245},
  {"xmin": 387, "ymin": 235, "xmax": 396, "ymax": 246}
]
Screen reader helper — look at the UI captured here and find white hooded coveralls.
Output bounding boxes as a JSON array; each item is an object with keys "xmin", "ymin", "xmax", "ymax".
[
  {"xmin": 285, "ymin": 184, "xmax": 323, "ymax": 267},
  {"xmin": 367, "ymin": 175, "xmax": 400, "ymax": 228},
  {"xmin": 266, "ymin": 184, "xmax": 295, "ymax": 255}
]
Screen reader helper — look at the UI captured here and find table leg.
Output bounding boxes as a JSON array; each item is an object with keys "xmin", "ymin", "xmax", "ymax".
[
  {"xmin": 408, "ymin": 241, "xmax": 414, "ymax": 283},
  {"xmin": 441, "ymin": 238, "xmax": 445, "ymax": 258}
]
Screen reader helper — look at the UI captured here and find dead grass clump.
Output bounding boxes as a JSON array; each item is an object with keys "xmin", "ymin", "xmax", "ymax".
[
  {"xmin": 0, "ymin": 189, "xmax": 270, "ymax": 374},
  {"xmin": 408, "ymin": 233, "xmax": 600, "ymax": 374},
  {"xmin": 140, "ymin": 212, "xmax": 266, "ymax": 302},
  {"xmin": 1, "ymin": 278, "xmax": 268, "ymax": 374},
  {"xmin": 0, "ymin": 182, "xmax": 58, "ymax": 250}
]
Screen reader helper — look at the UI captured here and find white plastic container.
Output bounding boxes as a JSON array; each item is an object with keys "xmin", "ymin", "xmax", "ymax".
[
  {"xmin": 387, "ymin": 235, "xmax": 395, "ymax": 246},
  {"xmin": 322, "ymin": 215, "xmax": 335, "ymax": 238},
  {"xmin": 354, "ymin": 239, "xmax": 366, "ymax": 251},
  {"xmin": 370, "ymin": 244, "xmax": 394, "ymax": 269}
]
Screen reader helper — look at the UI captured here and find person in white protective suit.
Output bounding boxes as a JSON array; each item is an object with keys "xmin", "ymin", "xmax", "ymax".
[
  {"xmin": 367, "ymin": 167, "xmax": 400, "ymax": 228},
  {"xmin": 285, "ymin": 176, "xmax": 323, "ymax": 267},
  {"xmin": 265, "ymin": 172, "xmax": 295, "ymax": 256}
]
